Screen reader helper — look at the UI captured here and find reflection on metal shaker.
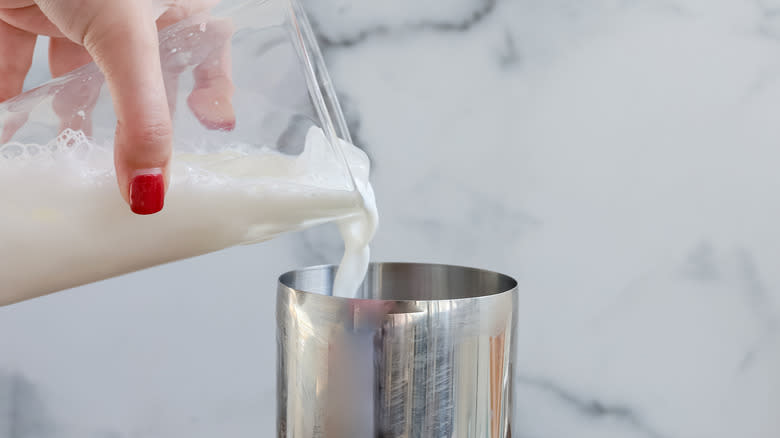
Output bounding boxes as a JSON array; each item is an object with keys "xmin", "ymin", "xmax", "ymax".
[{"xmin": 277, "ymin": 263, "xmax": 518, "ymax": 437}]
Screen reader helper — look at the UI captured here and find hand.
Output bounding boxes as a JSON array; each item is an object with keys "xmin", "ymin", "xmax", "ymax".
[{"xmin": 0, "ymin": 0, "xmax": 226, "ymax": 215}]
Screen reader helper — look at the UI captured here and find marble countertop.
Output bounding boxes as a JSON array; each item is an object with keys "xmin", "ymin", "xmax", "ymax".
[{"xmin": 1, "ymin": 0, "xmax": 779, "ymax": 436}]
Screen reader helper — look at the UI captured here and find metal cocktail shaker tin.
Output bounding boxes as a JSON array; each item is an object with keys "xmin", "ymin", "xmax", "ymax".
[{"xmin": 277, "ymin": 263, "xmax": 518, "ymax": 437}]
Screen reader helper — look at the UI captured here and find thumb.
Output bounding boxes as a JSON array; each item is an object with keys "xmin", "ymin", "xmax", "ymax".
[{"xmin": 37, "ymin": 0, "xmax": 172, "ymax": 215}]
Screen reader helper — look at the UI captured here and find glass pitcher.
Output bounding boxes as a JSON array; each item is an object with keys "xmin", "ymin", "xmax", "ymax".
[{"xmin": 0, "ymin": 0, "xmax": 375, "ymax": 305}]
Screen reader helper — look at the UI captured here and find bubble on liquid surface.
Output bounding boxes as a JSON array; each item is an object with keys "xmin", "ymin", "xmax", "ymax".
[
  {"xmin": 56, "ymin": 129, "xmax": 88, "ymax": 149},
  {"xmin": 0, "ymin": 129, "xmax": 99, "ymax": 167},
  {"xmin": 0, "ymin": 126, "xmax": 368, "ymax": 194},
  {"xmin": 1, "ymin": 144, "xmax": 23, "ymax": 159}
]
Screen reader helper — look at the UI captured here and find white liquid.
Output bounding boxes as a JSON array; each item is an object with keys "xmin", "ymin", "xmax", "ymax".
[{"xmin": 0, "ymin": 127, "xmax": 377, "ymax": 305}]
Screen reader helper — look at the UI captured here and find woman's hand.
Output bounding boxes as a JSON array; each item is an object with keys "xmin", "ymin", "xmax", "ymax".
[{"xmin": 0, "ymin": 0, "xmax": 219, "ymax": 215}]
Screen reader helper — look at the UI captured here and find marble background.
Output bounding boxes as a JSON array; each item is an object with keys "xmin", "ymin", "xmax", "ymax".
[{"xmin": 2, "ymin": 0, "xmax": 780, "ymax": 436}]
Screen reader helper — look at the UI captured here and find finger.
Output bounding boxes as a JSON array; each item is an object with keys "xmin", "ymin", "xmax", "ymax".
[
  {"xmin": 0, "ymin": 20, "xmax": 36, "ymax": 102},
  {"xmin": 158, "ymin": 21, "xmax": 190, "ymax": 119},
  {"xmin": 187, "ymin": 20, "xmax": 235, "ymax": 131},
  {"xmin": 0, "ymin": 1, "xmax": 35, "ymax": 7},
  {"xmin": 0, "ymin": 5, "xmax": 63, "ymax": 37},
  {"xmin": 91, "ymin": 5, "xmax": 172, "ymax": 214},
  {"xmin": 48, "ymin": 36, "xmax": 90, "ymax": 76},
  {"xmin": 49, "ymin": 37, "xmax": 99, "ymax": 135},
  {"xmin": 155, "ymin": 0, "xmax": 220, "ymax": 29},
  {"xmin": 37, "ymin": 0, "xmax": 172, "ymax": 215},
  {"xmin": 0, "ymin": 112, "xmax": 29, "ymax": 143},
  {"xmin": 0, "ymin": 20, "xmax": 36, "ymax": 142},
  {"xmin": 155, "ymin": 0, "xmax": 220, "ymax": 116},
  {"xmin": 157, "ymin": 16, "xmax": 235, "ymax": 131}
]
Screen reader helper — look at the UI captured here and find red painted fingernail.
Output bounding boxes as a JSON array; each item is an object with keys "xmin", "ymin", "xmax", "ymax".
[{"xmin": 130, "ymin": 172, "xmax": 165, "ymax": 215}]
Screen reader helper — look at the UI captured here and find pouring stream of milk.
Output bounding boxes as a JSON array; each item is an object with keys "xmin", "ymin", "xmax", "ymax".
[{"xmin": 0, "ymin": 126, "xmax": 376, "ymax": 305}]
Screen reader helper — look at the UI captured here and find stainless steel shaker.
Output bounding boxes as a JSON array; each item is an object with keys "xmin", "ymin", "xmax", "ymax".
[{"xmin": 277, "ymin": 263, "xmax": 518, "ymax": 437}]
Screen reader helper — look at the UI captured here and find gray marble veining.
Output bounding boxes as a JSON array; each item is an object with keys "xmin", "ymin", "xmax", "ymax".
[{"xmin": 1, "ymin": 0, "xmax": 779, "ymax": 436}]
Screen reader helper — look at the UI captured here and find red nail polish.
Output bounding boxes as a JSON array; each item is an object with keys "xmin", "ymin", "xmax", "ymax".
[{"xmin": 130, "ymin": 173, "xmax": 165, "ymax": 215}]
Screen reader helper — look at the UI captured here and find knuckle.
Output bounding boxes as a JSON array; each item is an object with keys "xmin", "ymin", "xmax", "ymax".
[
  {"xmin": 130, "ymin": 120, "xmax": 173, "ymax": 148},
  {"xmin": 39, "ymin": 0, "xmax": 103, "ymax": 45},
  {"xmin": 116, "ymin": 119, "xmax": 173, "ymax": 166}
]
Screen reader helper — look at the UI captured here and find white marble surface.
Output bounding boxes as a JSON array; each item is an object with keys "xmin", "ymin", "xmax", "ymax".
[{"xmin": 2, "ymin": 0, "xmax": 780, "ymax": 436}]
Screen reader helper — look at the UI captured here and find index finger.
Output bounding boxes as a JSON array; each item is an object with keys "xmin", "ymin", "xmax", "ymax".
[{"xmin": 38, "ymin": 0, "xmax": 173, "ymax": 214}]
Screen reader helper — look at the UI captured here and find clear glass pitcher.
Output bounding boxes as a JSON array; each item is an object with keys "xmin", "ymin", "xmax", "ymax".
[{"xmin": 0, "ymin": 0, "xmax": 375, "ymax": 304}]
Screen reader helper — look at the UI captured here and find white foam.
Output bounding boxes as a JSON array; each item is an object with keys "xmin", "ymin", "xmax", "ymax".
[{"xmin": 0, "ymin": 127, "xmax": 377, "ymax": 305}]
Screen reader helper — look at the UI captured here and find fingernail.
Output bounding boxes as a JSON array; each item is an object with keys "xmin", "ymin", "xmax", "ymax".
[{"xmin": 130, "ymin": 170, "xmax": 165, "ymax": 215}]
